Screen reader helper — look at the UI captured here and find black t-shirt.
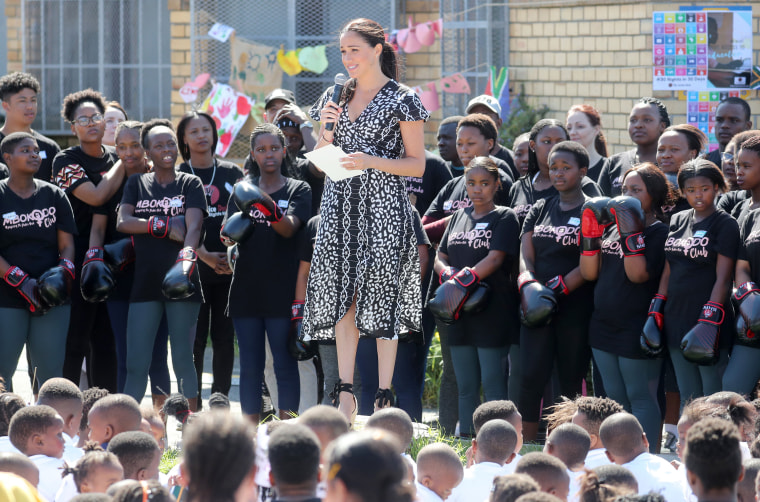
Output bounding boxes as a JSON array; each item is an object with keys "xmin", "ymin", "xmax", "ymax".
[
  {"xmin": 424, "ymin": 168, "xmax": 513, "ymax": 221},
  {"xmin": 226, "ymin": 176, "xmax": 312, "ymax": 318},
  {"xmin": 589, "ymin": 222, "xmax": 668, "ymax": 359},
  {"xmin": 718, "ymin": 190, "xmax": 750, "ymax": 219},
  {"xmin": 598, "ymin": 149, "xmax": 639, "ymax": 197},
  {"xmin": 492, "ymin": 145, "xmax": 519, "ymax": 181},
  {"xmin": 178, "ymin": 159, "xmax": 244, "ymax": 285},
  {"xmin": 437, "ymin": 205, "xmax": 520, "ymax": 347},
  {"xmin": 404, "ymin": 151, "xmax": 453, "ymax": 215},
  {"xmin": 0, "ymin": 180, "xmax": 76, "ymax": 309},
  {"xmin": 587, "ymin": 157, "xmax": 607, "ymax": 183},
  {"xmin": 509, "ymin": 176, "xmax": 603, "ymax": 227},
  {"xmin": 446, "ymin": 162, "xmax": 465, "ymax": 179},
  {"xmin": 0, "ymin": 162, "xmax": 7, "ymax": 181},
  {"xmin": 736, "ymin": 210, "xmax": 760, "ymax": 347},
  {"xmin": 120, "ymin": 171, "xmax": 208, "ymax": 303},
  {"xmin": 244, "ymin": 153, "xmax": 323, "ymax": 216},
  {"xmin": 0, "ymin": 130, "xmax": 61, "ymax": 183},
  {"xmin": 52, "ymin": 145, "xmax": 119, "ymax": 262},
  {"xmin": 663, "ymin": 209, "xmax": 739, "ymax": 347},
  {"xmin": 703, "ymin": 149, "xmax": 723, "ymax": 170}
]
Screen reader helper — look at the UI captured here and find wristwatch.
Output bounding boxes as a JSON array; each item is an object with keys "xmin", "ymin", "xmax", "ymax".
[{"xmin": 300, "ymin": 122, "xmax": 313, "ymax": 130}]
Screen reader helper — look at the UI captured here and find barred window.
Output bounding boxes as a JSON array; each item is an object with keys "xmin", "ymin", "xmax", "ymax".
[{"xmin": 22, "ymin": 0, "xmax": 171, "ymax": 134}]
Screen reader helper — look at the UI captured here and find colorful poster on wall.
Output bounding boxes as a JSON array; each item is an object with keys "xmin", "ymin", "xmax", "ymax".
[
  {"xmin": 686, "ymin": 90, "xmax": 744, "ymax": 152},
  {"xmin": 652, "ymin": 8, "xmax": 752, "ymax": 91},
  {"xmin": 229, "ymin": 36, "xmax": 283, "ymax": 105},
  {"xmin": 200, "ymin": 83, "xmax": 254, "ymax": 157}
]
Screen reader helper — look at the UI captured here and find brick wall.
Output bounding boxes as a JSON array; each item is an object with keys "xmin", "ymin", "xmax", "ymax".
[
  {"xmin": 5, "ymin": 0, "xmax": 21, "ymax": 72},
  {"xmin": 169, "ymin": 0, "xmax": 193, "ymax": 121},
  {"xmin": 509, "ymin": 0, "xmax": 760, "ymax": 154}
]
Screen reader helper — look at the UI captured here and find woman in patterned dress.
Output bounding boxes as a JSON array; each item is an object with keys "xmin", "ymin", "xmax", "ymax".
[{"xmin": 302, "ymin": 18, "xmax": 429, "ymax": 423}]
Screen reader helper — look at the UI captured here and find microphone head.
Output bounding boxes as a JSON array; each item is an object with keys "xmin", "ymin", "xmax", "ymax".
[{"xmin": 334, "ymin": 73, "xmax": 348, "ymax": 86}]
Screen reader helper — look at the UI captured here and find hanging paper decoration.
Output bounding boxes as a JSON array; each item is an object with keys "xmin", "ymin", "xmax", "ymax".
[
  {"xmin": 178, "ymin": 73, "xmax": 211, "ymax": 104},
  {"xmin": 229, "ymin": 36, "xmax": 283, "ymax": 104},
  {"xmin": 208, "ymin": 22, "xmax": 235, "ymax": 43},
  {"xmin": 398, "ymin": 16, "xmax": 422, "ymax": 53},
  {"xmin": 298, "ymin": 45, "xmax": 329, "ymax": 74},
  {"xmin": 277, "ymin": 47, "xmax": 303, "ymax": 76},
  {"xmin": 414, "ymin": 82, "xmax": 440, "ymax": 112},
  {"xmin": 484, "ymin": 66, "xmax": 510, "ymax": 120},
  {"xmin": 439, "ymin": 73, "xmax": 471, "ymax": 94},
  {"xmin": 752, "ymin": 66, "xmax": 760, "ymax": 90},
  {"xmin": 415, "ymin": 18, "xmax": 442, "ymax": 46},
  {"xmin": 200, "ymin": 83, "xmax": 254, "ymax": 157}
]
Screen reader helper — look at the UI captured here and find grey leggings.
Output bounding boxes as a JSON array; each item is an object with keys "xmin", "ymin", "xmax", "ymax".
[
  {"xmin": 592, "ymin": 348, "xmax": 662, "ymax": 452},
  {"xmin": 722, "ymin": 345, "xmax": 760, "ymax": 396},
  {"xmin": 669, "ymin": 347, "xmax": 729, "ymax": 411},
  {"xmin": 0, "ymin": 306, "xmax": 70, "ymax": 391},
  {"xmin": 123, "ymin": 301, "xmax": 200, "ymax": 401}
]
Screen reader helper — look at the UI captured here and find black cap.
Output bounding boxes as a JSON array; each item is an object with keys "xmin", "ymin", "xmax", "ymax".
[{"xmin": 264, "ymin": 88, "xmax": 296, "ymax": 109}]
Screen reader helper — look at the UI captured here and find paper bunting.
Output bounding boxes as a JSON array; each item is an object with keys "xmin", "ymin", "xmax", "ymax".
[
  {"xmin": 200, "ymin": 83, "xmax": 254, "ymax": 157},
  {"xmin": 439, "ymin": 73, "xmax": 471, "ymax": 94},
  {"xmin": 178, "ymin": 73, "xmax": 211, "ymax": 104},
  {"xmin": 277, "ymin": 47, "xmax": 303, "ymax": 76},
  {"xmin": 398, "ymin": 16, "xmax": 422, "ymax": 53},
  {"xmin": 298, "ymin": 45, "xmax": 329, "ymax": 74},
  {"xmin": 752, "ymin": 66, "xmax": 760, "ymax": 90},
  {"xmin": 415, "ymin": 19, "xmax": 442, "ymax": 46},
  {"xmin": 395, "ymin": 18, "xmax": 443, "ymax": 53},
  {"xmin": 414, "ymin": 82, "xmax": 440, "ymax": 112},
  {"xmin": 229, "ymin": 37, "xmax": 283, "ymax": 103},
  {"xmin": 208, "ymin": 22, "xmax": 235, "ymax": 43},
  {"xmin": 484, "ymin": 66, "xmax": 510, "ymax": 120}
]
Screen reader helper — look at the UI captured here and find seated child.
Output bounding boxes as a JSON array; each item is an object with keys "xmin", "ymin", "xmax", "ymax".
[
  {"xmin": 0, "ymin": 393, "xmax": 26, "ymax": 453},
  {"xmin": 490, "ymin": 474, "xmax": 541, "ymax": 502},
  {"xmin": 544, "ymin": 423, "xmax": 591, "ymax": 502},
  {"xmin": 415, "ymin": 443, "xmax": 464, "ymax": 502},
  {"xmin": 106, "ymin": 432, "xmax": 161, "ymax": 481},
  {"xmin": 514, "ymin": 452, "xmax": 570, "ymax": 502},
  {"xmin": 0, "ymin": 451, "xmax": 39, "ymax": 486},
  {"xmin": 86, "ymin": 395, "xmax": 142, "ymax": 447},
  {"xmin": 37, "ymin": 378, "xmax": 84, "ymax": 464},
  {"xmin": 59, "ymin": 443, "xmax": 123, "ymax": 500},
  {"xmin": 77, "ymin": 388, "xmax": 110, "ymax": 448}
]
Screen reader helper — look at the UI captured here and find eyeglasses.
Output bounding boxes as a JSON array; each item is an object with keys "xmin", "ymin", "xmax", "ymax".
[
  {"xmin": 71, "ymin": 113, "xmax": 104, "ymax": 127},
  {"xmin": 722, "ymin": 152, "xmax": 735, "ymax": 162}
]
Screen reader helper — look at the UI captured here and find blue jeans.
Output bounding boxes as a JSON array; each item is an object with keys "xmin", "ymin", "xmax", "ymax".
[
  {"xmin": 592, "ymin": 349, "xmax": 662, "ymax": 452},
  {"xmin": 722, "ymin": 345, "xmax": 760, "ymax": 396},
  {"xmin": 669, "ymin": 347, "xmax": 729, "ymax": 410},
  {"xmin": 233, "ymin": 317, "xmax": 299, "ymax": 415},
  {"xmin": 449, "ymin": 344, "xmax": 509, "ymax": 436},
  {"xmin": 123, "ymin": 301, "xmax": 199, "ymax": 401},
  {"xmin": 107, "ymin": 300, "xmax": 170, "ymax": 394},
  {"xmin": 0, "ymin": 306, "xmax": 70, "ymax": 391}
]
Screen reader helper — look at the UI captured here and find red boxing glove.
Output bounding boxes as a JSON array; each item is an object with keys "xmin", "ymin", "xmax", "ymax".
[
  {"xmin": 733, "ymin": 282, "xmax": 760, "ymax": 344},
  {"xmin": 546, "ymin": 275, "xmax": 569, "ymax": 297},
  {"xmin": 439, "ymin": 266, "xmax": 458, "ymax": 284},
  {"xmin": 580, "ymin": 197, "xmax": 612, "ymax": 256}
]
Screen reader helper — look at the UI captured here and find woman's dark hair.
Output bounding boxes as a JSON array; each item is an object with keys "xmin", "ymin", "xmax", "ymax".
[
  {"xmin": 548, "ymin": 140, "xmax": 590, "ymax": 170},
  {"xmin": 739, "ymin": 135, "xmax": 760, "ymax": 155},
  {"xmin": 114, "ymin": 121, "xmax": 143, "ymax": 144},
  {"xmin": 110, "ymin": 479, "xmax": 173, "ymax": 502},
  {"xmin": 729, "ymin": 130, "xmax": 760, "ymax": 151},
  {"xmin": 63, "ymin": 442, "xmax": 121, "ymax": 491},
  {"xmin": 578, "ymin": 469, "xmax": 630, "ymax": 502},
  {"xmin": 465, "ymin": 156, "xmax": 500, "ymax": 184},
  {"xmin": 338, "ymin": 18, "xmax": 399, "ymax": 105},
  {"xmin": 0, "ymin": 131, "xmax": 35, "ymax": 157},
  {"xmin": 637, "ymin": 97, "xmax": 671, "ymax": 128},
  {"xmin": 661, "ymin": 124, "xmax": 707, "ymax": 155},
  {"xmin": 140, "ymin": 118, "xmax": 175, "ymax": 149},
  {"xmin": 527, "ymin": 119, "xmax": 568, "ymax": 177},
  {"xmin": 457, "ymin": 113, "xmax": 499, "ymax": 143},
  {"xmin": 182, "ymin": 411, "xmax": 256, "ymax": 502},
  {"xmin": 622, "ymin": 162, "xmax": 677, "ymax": 222},
  {"xmin": 677, "ymin": 158, "xmax": 727, "ymax": 193},
  {"xmin": 247, "ymin": 123, "xmax": 297, "ymax": 178},
  {"xmin": 176, "ymin": 111, "xmax": 219, "ymax": 162},
  {"xmin": 325, "ymin": 430, "xmax": 414, "ymax": 502},
  {"xmin": 105, "ymin": 101, "xmax": 129, "ymax": 120},
  {"xmin": 568, "ymin": 104, "xmax": 609, "ymax": 157},
  {"xmin": 250, "ymin": 122, "xmax": 286, "ymax": 151},
  {"xmin": 0, "ymin": 393, "xmax": 26, "ymax": 436},
  {"xmin": 61, "ymin": 89, "xmax": 107, "ymax": 122}
]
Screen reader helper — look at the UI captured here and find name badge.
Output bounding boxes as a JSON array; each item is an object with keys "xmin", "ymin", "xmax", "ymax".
[
  {"xmin": 278, "ymin": 200, "xmax": 289, "ymax": 208},
  {"xmin": 475, "ymin": 222, "xmax": 489, "ymax": 230},
  {"xmin": 3, "ymin": 212, "xmax": 17, "ymax": 220},
  {"xmin": 170, "ymin": 198, "xmax": 183, "ymax": 208},
  {"xmin": 568, "ymin": 217, "xmax": 580, "ymax": 226},
  {"xmin": 39, "ymin": 151, "xmax": 47, "ymax": 159},
  {"xmin": 443, "ymin": 201, "xmax": 453, "ymax": 211},
  {"xmin": 694, "ymin": 230, "xmax": 707, "ymax": 238},
  {"xmin": 224, "ymin": 182, "xmax": 234, "ymax": 194}
]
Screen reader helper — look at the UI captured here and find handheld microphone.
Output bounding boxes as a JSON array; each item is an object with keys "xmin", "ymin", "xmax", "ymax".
[{"xmin": 325, "ymin": 73, "xmax": 348, "ymax": 132}]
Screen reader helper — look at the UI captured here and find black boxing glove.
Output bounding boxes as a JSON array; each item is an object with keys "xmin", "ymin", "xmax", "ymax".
[
  {"xmin": 580, "ymin": 197, "xmax": 612, "ymax": 256},
  {"xmin": 640, "ymin": 294, "xmax": 666, "ymax": 358},
  {"xmin": 462, "ymin": 282, "xmax": 491, "ymax": 315},
  {"xmin": 233, "ymin": 180, "xmax": 283, "ymax": 222},
  {"xmin": 4, "ymin": 266, "xmax": 46, "ymax": 315},
  {"xmin": 161, "ymin": 247, "xmax": 198, "ymax": 300},
  {"xmin": 607, "ymin": 196, "xmax": 646, "ymax": 257},
  {"xmin": 227, "ymin": 244, "xmax": 239, "ymax": 273},
  {"xmin": 428, "ymin": 268, "xmax": 480, "ymax": 325},
  {"xmin": 38, "ymin": 258, "xmax": 76, "ymax": 307},
  {"xmin": 518, "ymin": 271, "xmax": 557, "ymax": 328},
  {"xmin": 220, "ymin": 212, "xmax": 255, "ymax": 244},
  {"xmin": 680, "ymin": 301, "xmax": 723, "ymax": 365},
  {"xmin": 546, "ymin": 275, "xmax": 569, "ymax": 298},
  {"xmin": 287, "ymin": 301, "xmax": 317, "ymax": 361},
  {"xmin": 733, "ymin": 282, "xmax": 760, "ymax": 344},
  {"xmin": 80, "ymin": 248, "xmax": 116, "ymax": 302},
  {"xmin": 148, "ymin": 215, "xmax": 186, "ymax": 243},
  {"xmin": 103, "ymin": 237, "xmax": 135, "ymax": 273}
]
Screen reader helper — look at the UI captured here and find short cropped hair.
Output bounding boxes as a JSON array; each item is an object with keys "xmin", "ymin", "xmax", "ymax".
[
  {"xmin": 106, "ymin": 431, "xmax": 160, "ymax": 480},
  {"xmin": 0, "ymin": 132, "xmax": 35, "ymax": 157},
  {"xmin": 61, "ymin": 89, "xmax": 106, "ymax": 122},
  {"xmin": 299, "ymin": 405, "xmax": 350, "ymax": 444},
  {"xmin": 0, "ymin": 72, "xmax": 40, "ymax": 101},
  {"xmin": 8, "ymin": 405, "xmax": 60, "ymax": 454},
  {"xmin": 473, "ymin": 400, "xmax": 519, "ymax": 434},
  {"xmin": 546, "ymin": 423, "xmax": 590, "ymax": 468},
  {"xmin": 366, "ymin": 408, "xmax": 414, "ymax": 453},
  {"xmin": 514, "ymin": 452, "xmax": 570, "ymax": 493},
  {"xmin": 79, "ymin": 388, "xmax": 110, "ymax": 434},
  {"xmin": 38, "ymin": 378, "xmax": 83, "ymax": 407},
  {"xmin": 683, "ymin": 417, "xmax": 742, "ymax": 491},
  {"xmin": 477, "ymin": 419, "xmax": 517, "ymax": 463},
  {"xmin": 268, "ymin": 424, "xmax": 321, "ymax": 486},
  {"xmin": 491, "ymin": 474, "xmax": 541, "ymax": 502}
]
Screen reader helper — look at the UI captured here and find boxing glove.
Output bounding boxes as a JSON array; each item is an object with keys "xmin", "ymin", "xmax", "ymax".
[
  {"xmin": 462, "ymin": 282, "xmax": 491, "ymax": 315},
  {"xmin": 546, "ymin": 275, "xmax": 569, "ymax": 298},
  {"xmin": 518, "ymin": 271, "xmax": 557, "ymax": 328},
  {"xmin": 233, "ymin": 180, "xmax": 283, "ymax": 223},
  {"xmin": 736, "ymin": 314, "xmax": 757, "ymax": 345},
  {"xmin": 38, "ymin": 258, "xmax": 76, "ymax": 307},
  {"xmin": 680, "ymin": 301, "xmax": 723, "ymax": 365},
  {"xmin": 220, "ymin": 212, "xmax": 255, "ymax": 244},
  {"xmin": 439, "ymin": 266, "xmax": 458, "ymax": 284},
  {"xmin": 80, "ymin": 248, "xmax": 116, "ymax": 302},
  {"xmin": 607, "ymin": 196, "xmax": 646, "ymax": 257},
  {"xmin": 428, "ymin": 268, "xmax": 480, "ymax": 325},
  {"xmin": 103, "ymin": 237, "xmax": 135, "ymax": 272},
  {"xmin": 227, "ymin": 244, "xmax": 239, "ymax": 273},
  {"xmin": 162, "ymin": 247, "xmax": 198, "ymax": 300},
  {"xmin": 733, "ymin": 282, "xmax": 760, "ymax": 343},
  {"xmin": 580, "ymin": 197, "xmax": 612, "ymax": 256},
  {"xmin": 148, "ymin": 215, "xmax": 186, "ymax": 243},
  {"xmin": 4, "ymin": 266, "xmax": 46, "ymax": 315},
  {"xmin": 640, "ymin": 294, "xmax": 666, "ymax": 358},
  {"xmin": 287, "ymin": 301, "xmax": 317, "ymax": 361}
]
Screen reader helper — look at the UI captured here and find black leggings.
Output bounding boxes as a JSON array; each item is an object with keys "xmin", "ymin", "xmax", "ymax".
[
  {"xmin": 193, "ymin": 279, "xmax": 236, "ymax": 397},
  {"xmin": 518, "ymin": 295, "xmax": 593, "ymax": 422}
]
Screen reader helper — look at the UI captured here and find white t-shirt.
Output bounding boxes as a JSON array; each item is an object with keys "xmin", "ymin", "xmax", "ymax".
[
  {"xmin": 415, "ymin": 482, "xmax": 444, "ymax": 502},
  {"xmin": 622, "ymin": 452, "xmax": 687, "ymax": 502},
  {"xmin": 567, "ymin": 469, "xmax": 584, "ymax": 502},
  {"xmin": 500, "ymin": 453, "xmax": 521, "ymax": 475},
  {"xmin": 448, "ymin": 462, "xmax": 504, "ymax": 502},
  {"xmin": 584, "ymin": 448, "xmax": 611, "ymax": 469},
  {"xmin": 30, "ymin": 454, "xmax": 65, "ymax": 502},
  {"xmin": 0, "ymin": 436, "xmax": 21, "ymax": 454}
]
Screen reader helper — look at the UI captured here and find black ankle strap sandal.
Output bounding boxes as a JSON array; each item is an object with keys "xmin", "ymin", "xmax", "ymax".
[{"xmin": 374, "ymin": 388, "xmax": 395, "ymax": 410}]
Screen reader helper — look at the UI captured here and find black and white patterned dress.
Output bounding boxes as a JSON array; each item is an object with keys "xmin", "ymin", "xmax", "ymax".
[{"xmin": 302, "ymin": 79, "xmax": 429, "ymax": 340}]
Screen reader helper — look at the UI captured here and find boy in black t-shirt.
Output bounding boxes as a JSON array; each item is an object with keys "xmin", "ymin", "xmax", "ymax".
[{"xmin": 0, "ymin": 72, "xmax": 61, "ymax": 183}]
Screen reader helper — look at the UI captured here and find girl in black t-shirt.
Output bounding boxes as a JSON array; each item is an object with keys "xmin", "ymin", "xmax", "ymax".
[
  {"xmin": 431, "ymin": 157, "xmax": 520, "ymax": 436},
  {"xmin": 117, "ymin": 120, "xmax": 207, "ymax": 409},
  {"xmin": 656, "ymin": 124, "xmax": 706, "ymax": 220},
  {"xmin": 598, "ymin": 98, "xmax": 670, "ymax": 197},
  {"xmin": 518, "ymin": 141, "xmax": 595, "ymax": 441},
  {"xmin": 176, "ymin": 111, "xmax": 244, "ymax": 405},
  {"xmin": 566, "ymin": 104, "xmax": 608, "ymax": 182},
  {"xmin": 512, "ymin": 133, "xmax": 530, "ymax": 178},
  {"xmin": 580, "ymin": 163, "xmax": 672, "ymax": 451},
  {"xmin": 0, "ymin": 132, "xmax": 76, "ymax": 388},
  {"xmin": 224, "ymin": 124, "xmax": 311, "ymax": 422},
  {"xmin": 653, "ymin": 159, "xmax": 738, "ymax": 409}
]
